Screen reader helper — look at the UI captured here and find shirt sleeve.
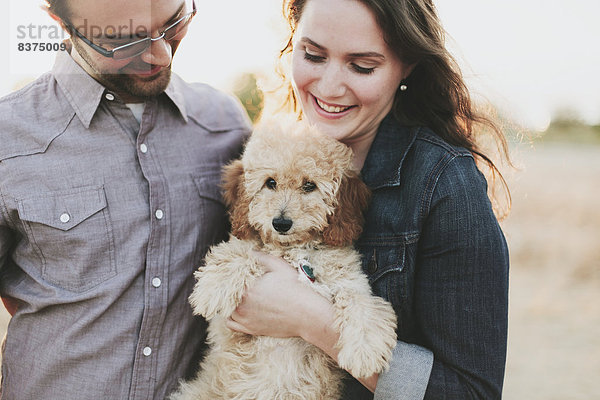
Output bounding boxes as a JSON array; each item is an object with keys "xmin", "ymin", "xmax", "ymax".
[
  {"xmin": 374, "ymin": 341, "xmax": 433, "ymax": 400},
  {"xmin": 413, "ymin": 155, "xmax": 509, "ymax": 399},
  {"xmin": 0, "ymin": 190, "xmax": 14, "ymax": 272}
]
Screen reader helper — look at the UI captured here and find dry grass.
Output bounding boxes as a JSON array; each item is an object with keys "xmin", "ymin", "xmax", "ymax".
[
  {"xmin": 0, "ymin": 142, "xmax": 598, "ymax": 398},
  {"xmin": 502, "ymin": 142, "xmax": 600, "ymax": 399}
]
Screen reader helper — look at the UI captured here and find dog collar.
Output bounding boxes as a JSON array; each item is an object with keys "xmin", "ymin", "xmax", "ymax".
[{"xmin": 298, "ymin": 259, "xmax": 315, "ymax": 283}]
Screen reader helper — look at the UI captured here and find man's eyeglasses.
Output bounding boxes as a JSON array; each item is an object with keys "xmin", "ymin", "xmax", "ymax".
[{"xmin": 64, "ymin": 0, "xmax": 196, "ymax": 60}]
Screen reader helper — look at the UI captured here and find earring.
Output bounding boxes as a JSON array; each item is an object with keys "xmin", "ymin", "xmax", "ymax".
[{"xmin": 400, "ymin": 84, "xmax": 408, "ymax": 91}]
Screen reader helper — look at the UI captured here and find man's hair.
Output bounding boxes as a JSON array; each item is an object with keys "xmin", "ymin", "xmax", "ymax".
[{"xmin": 44, "ymin": 0, "xmax": 70, "ymax": 21}]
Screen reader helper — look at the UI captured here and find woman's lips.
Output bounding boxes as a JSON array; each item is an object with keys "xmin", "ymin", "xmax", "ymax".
[{"xmin": 311, "ymin": 94, "xmax": 355, "ymax": 118}]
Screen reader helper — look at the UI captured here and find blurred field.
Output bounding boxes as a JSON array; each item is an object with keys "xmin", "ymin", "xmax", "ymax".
[
  {"xmin": 0, "ymin": 141, "xmax": 598, "ymax": 398},
  {"xmin": 501, "ymin": 141, "xmax": 600, "ymax": 399}
]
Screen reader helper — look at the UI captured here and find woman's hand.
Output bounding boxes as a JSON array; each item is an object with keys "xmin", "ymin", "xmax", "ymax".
[{"xmin": 226, "ymin": 251, "xmax": 333, "ymax": 339}]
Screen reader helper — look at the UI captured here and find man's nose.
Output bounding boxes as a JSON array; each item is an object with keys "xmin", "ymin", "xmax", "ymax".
[{"xmin": 141, "ymin": 38, "xmax": 172, "ymax": 67}]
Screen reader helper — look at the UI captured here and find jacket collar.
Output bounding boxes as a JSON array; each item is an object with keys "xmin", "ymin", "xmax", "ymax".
[
  {"xmin": 52, "ymin": 50, "xmax": 189, "ymax": 128},
  {"xmin": 360, "ymin": 113, "xmax": 419, "ymax": 189}
]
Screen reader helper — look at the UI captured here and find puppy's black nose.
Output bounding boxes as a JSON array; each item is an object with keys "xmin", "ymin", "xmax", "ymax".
[{"xmin": 272, "ymin": 217, "xmax": 293, "ymax": 233}]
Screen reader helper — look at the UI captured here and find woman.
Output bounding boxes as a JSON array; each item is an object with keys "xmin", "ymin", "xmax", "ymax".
[{"xmin": 226, "ymin": 0, "xmax": 510, "ymax": 398}]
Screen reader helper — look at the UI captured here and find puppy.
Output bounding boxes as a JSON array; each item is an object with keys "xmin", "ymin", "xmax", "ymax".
[{"xmin": 170, "ymin": 119, "xmax": 397, "ymax": 400}]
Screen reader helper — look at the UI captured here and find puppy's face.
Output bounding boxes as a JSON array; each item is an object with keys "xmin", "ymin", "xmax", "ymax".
[
  {"xmin": 223, "ymin": 119, "xmax": 370, "ymax": 247},
  {"xmin": 244, "ymin": 163, "xmax": 338, "ymax": 246}
]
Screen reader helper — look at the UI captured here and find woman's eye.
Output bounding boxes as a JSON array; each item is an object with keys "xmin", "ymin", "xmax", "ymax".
[
  {"xmin": 301, "ymin": 181, "xmax": 317, "ymax": 193},
  {"xmin": 351, "ymin": 63, "xmax": 375, "ymax": 75},
  {"xmin": 265, "ymin": 178, "xmax": 277, "ymax": 190},
  {"xmin": 304, "ymin": 51, "xmax": 325, "ymax": 63}
]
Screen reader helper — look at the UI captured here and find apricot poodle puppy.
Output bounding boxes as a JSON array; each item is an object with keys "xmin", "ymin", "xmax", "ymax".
[{"xmin": 170, "ymin": 119, "xmax": 397, "ymax": 400}]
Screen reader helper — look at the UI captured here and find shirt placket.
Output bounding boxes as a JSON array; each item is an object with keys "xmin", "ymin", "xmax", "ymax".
[{"xmin": 128, "ymin": 99, "xmax": 171, "ymax": 400}]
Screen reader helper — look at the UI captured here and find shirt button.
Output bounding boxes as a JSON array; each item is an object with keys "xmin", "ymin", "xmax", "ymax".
[
  {"xmin": 152, "ymin": 277, "xmax": 162, "ymax": 288},
  {"xmin": 140, "ymin": 144, "xmax": 148, "ymax": 153},
  {"xmin": 105, "ymin": 93, "xmax": 115, "ymax": 101},
  {"xmin": 60, "ymin": 213, "xmax": 71, "ymax": 223},
  {"xmin": 155, "ymin": 209, "xmax": 164, "ymax": 220},
  {"xmin": 143, "ymin": 347, "xmax": 152, "ymax": 357}
]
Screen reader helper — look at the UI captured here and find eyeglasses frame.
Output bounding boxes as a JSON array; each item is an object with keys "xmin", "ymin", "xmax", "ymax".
[{"xmin": 63, "ymin": 0, "xmax": 197, "ymax": 60}]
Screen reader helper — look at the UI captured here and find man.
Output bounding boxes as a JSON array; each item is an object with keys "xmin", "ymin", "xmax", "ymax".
[{"xmin": 0, "ymin": 0, "xmax": 250, "ymax": 398}]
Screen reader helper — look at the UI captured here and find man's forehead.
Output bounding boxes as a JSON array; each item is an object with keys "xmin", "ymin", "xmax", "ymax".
[{"xmin": 67, "ymin": 0, "xmax": 187, "ymax": 28}]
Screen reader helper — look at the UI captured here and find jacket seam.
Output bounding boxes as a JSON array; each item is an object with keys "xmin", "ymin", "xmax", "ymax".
[
  {"xmin": 358, "ymin": 233, "xmax": 420, "ymax": 246},
  {"xmin": 416, "ymin": 134, "xmax": 472, "ymax": 158},
  {"xmin": 419, "ymin": 153, "xmax": 473, "ymax": 223}
]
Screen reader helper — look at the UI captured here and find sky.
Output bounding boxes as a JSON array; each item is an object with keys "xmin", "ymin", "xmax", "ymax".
[{"xmin": 3, "ymin": 0, "xmax": 599, "ymax": 131}]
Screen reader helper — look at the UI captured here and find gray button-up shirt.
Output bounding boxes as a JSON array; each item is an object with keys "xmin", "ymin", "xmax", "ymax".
[{"xmin": 0, "ymin": 51, "xmax": 250, "ymax": 399}]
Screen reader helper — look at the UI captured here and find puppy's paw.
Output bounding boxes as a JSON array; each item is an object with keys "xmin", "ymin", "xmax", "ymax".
[
  {"xmin": 335, "ymin": 294, "xmax": 397, "ymax": 378},
  {"xmin": 189, "ymin": 241, "xmax": 263, "ymax": 319}
]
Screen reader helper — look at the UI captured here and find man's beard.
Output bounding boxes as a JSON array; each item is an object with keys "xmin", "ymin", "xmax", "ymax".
[
  {"xmin": 101, "ymin": 68, "xmax": 172, "ymax": 100},
  {"xmin": 71, "ymin": 39, "xmax": 172, "ymax": 100}
]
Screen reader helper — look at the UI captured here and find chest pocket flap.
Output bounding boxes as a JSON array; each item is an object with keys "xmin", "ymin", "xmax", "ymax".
[
  {"xmin": 16, "ymin": 185, "xmax": 116, "ymax": 292},
  {"xmin": 18, "ymin": 186, "xmax": 107, "ymax": 231}
]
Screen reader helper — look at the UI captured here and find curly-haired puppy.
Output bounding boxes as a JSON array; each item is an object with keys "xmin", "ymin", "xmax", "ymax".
[{"xmin": 170, "ymin": 119, "xmax": 397, "ymax": 400}]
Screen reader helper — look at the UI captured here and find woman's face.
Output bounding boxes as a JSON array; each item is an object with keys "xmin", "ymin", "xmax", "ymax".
[{"xmin": 291, "ymin": 0, "xmax": 410, "ymax": 150}]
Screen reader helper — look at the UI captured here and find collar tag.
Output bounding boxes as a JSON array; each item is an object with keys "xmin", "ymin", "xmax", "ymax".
[{"xmin": 298, "ymin": 259, "xmax": 315, "ymax": 283}]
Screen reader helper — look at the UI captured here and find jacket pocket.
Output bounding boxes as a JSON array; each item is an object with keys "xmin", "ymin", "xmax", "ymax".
[
  {"xmin": 17, "ymin": 185, "xmax": 117, "ymax": 292},
  {"xmin": 357, "ymin": 234, "xmax": 418, "ymax": 311}
]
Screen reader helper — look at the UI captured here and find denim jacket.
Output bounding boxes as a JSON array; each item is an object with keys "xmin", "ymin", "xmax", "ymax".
[{"xmin": 343, "ymin": 114, "xmax": 509, "ymax": 399}]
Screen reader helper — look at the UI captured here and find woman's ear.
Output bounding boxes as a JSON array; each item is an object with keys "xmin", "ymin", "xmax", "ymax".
[
  {"xmin": 221, "ymin": 160, "xmax": 254, "ymax": 240},
  {"xmin": 322, "ymin": 171, "xmax": 371, "ymax": 247}
]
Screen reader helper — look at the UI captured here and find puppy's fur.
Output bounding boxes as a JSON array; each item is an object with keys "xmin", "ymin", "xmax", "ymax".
[{"xmin": 170, "ymin": 119, "xmax": 397, "ymax": 400}]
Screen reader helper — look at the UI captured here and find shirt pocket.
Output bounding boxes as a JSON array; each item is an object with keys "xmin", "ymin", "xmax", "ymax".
[
  {"xmin": 357, "ymin": 236, "xmax": 415, "ymax": 312},
  {"xmin": 17, "ymin": 185, "xmax": 117, "ymax": 292}
]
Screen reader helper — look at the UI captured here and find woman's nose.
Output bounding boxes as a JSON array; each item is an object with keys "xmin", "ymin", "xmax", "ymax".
[{"xmin": 316, "ymin": 63, "xmax": 347, "ymax": 98}]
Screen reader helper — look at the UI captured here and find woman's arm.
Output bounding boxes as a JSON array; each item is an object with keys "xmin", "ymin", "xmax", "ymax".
[{"xmin": 414, "ymin": 155, "xmax": 510, "ymax": 399}]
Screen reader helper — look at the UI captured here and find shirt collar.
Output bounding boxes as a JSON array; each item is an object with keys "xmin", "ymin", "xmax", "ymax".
[
  {"xmin": 164, "ymin": 74, "xmax": 189, "ymax": 123},
  {"xmin": 360, "ymin": 113, "xmax": 419, "ymax": 189},
  {"xmin": 52, "ymin": 50, "xmax": 105, "ymax": 129},
  {"xmin": 52, "ymin": 50, "xmax": 189, "ymax": 127}
]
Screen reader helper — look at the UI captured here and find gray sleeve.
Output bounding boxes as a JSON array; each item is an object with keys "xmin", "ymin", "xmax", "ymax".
[
  {"xmin": 374, "ymin": 341, "xmax": 433, "ymax": 400},
  {"xmin": 0, "ymin": 191, "xmax": 14, "ymax": 270}
]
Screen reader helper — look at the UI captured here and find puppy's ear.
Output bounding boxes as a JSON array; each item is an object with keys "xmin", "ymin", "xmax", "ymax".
[
  {"xmin": 222, "ymin": 160, "xmax": 243, "ymax": 208},
  {"xmin": 221, "ymin": 160, "xmax": 254, "ymax": 240},
  {"xmin": 322, "ymin": 171, "xmax": 371, "ymax": 247}
]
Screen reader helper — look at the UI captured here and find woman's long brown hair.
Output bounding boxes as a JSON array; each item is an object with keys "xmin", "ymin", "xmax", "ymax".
[{"xmin": 278, "ymin": 0, "xmax": 512, "ymax": 218}]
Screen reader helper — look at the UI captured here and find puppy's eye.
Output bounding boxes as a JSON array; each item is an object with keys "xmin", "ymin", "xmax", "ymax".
[
  {"xmin": 301, "ymin": 181, "xmax": 317, "ymax": 193},
  {"xmin": 265, "ymin": 178, "xmax": 277, "ymax": 190}
]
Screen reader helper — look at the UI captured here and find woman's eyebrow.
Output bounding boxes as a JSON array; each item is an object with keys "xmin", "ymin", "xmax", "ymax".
[
  {"xmin": 300, "ymin": 37, "xmax": 325, "ymax": 50},
  {"xmin": 300, "ymin": 37, "xmax": 385, "ymax": 59},
  {"xmin": 347, "ymin": 51, "xmax": 385, "ymax": 59}
]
